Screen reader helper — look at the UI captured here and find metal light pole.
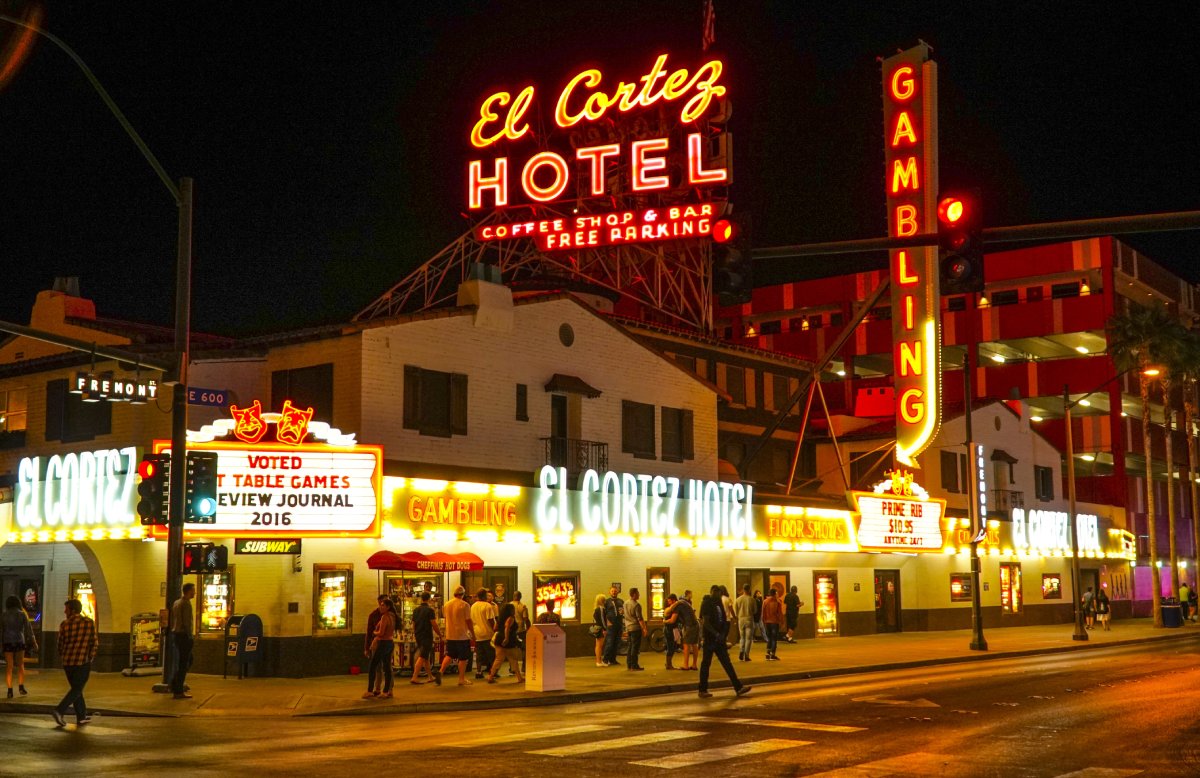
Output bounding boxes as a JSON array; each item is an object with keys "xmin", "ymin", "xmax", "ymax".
[
  {"xmin": 0, "ymin": 13, "xmax": 193, "ymax": 688},
  {"xmin": 1063, "ymin": 384, "xmax": 1089, "ymax": 641},
  {"xmin": 964, "ymin": 350, "xmax": 987, "ymax": 651}
]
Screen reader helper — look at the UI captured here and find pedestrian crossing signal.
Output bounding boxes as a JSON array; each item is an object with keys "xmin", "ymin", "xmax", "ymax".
[{"xmin": 183, "ymin": 542, "xmax": 228, "ymax": 573}]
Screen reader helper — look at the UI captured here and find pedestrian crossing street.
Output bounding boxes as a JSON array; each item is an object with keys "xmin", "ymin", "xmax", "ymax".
[{"xmin": 447, "ymin": 718, "xmax": 1146, "ymax": 775}]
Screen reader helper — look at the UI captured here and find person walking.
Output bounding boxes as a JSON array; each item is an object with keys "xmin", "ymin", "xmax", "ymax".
[
  {"xmin": 753, "ymin": 589, "xmax": 765, "ymax": 642},
  {"xmin": 1081, "ymin": 586, "xmax": 1096, "ymax": 630},
  {"xmin": 486, "ymin": 603, "xmax": 524, "ymax": 684},
  {"xmin": 602, "ymin": 586, "xmax": 624, "ymax": 667},
  {"xmin": 50, "ymin": 598, "xmax": 98, "ymax": 727},
  {"xmin": 169, "ymin": 582, "xmax": 196, "ymax": 700},
  {"xmin": 2, "ymin": 595, "xmax": 37, "ymax": 698},
  {"xmin": 366, "ymin": 598, "xmax": 397, "ymax": 698},
  {"xmin": 1189, "ymin": 585, "xmax": 1198, "ymax": 623},
  {"xmin": 662, "ymin": 593, "xmax": 681, "ymax": 670},
  {"xmin": 762, "ymin": 587, "xmax": 783, "ymax": 660},
  {"xmin": 470, "ymin": 588, "xmax": 497, "ymax": 680},
  {"xmin": 735, "ymin": 584, "xmax": 755, "ymax": 661},
  {"xmin": 624, "ymin": 588, "xmax": 647, "ymax": 670},
  {"xmin": 410, "ymin": 591, "xmax": 443, "ymax": 686},
  {"xmin": 698, "ymin": 585, "xmax": 750, "ymax": 699},
  {"xmin": 676, "ymin": 590, "xmax": 699, "ymax": 671},
  {"xmin": 1095, "ymin": 587, "xmax": 1111, "ymax": 631},
  {"xmin": 439, "ymin": 586, "xmax": 475, "ymax": 685},
  {"xmin": 1179, "ymin": 581, "xmax": 1192, "ymax": 623},
  {"xmin": 783, "ymin": 585, "xmax": 803, "ymax": 642},
  {"xmin": 512, "ymin": 590, "xmax": 530, "ymax": 675},
  {"xmin": 362, "ymin": 594, "xmax": 389, "ymax": 696},
  {"xmin": 591, "ymin": 593, "xmax": 608, "ymax": 666}
]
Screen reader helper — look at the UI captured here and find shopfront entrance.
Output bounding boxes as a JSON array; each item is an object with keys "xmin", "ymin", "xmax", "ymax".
[
  {"xmin": 463, "ymin": 566, "xmax": 518, "ymax": 606},
  {"xmin": 1, "ymin": 567, "xmax": 44, "ymax": 664},
  {"xmin": 874, "ymin": 569, "xmax": 901, "ymax": 633}
]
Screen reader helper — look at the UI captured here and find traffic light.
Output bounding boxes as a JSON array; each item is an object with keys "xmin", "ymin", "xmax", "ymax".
[
  {"xmin": 136, "ymin": 454, "xmax": 170, "ymax": 525},
  {"xmin": 712, "ymin": 215, "xmax": 752, "ymax": 306},
  {"xmin": 937, "ymin": 191, "xmax": 984, "ymax": 294},
  {"xmin": 182, "ymin": 542, "xmax": 228, "ymax": 573},
  {"xmin": 185, "ymin": 451, "xmax": 219, "ymax": 523},
  {"xmin": 182, "ymin": 542, "xmax": 210, "ymax": 574}
]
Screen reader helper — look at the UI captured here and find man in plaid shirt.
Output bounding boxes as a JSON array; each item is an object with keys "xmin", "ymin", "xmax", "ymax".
[{"xmin": 51, "ymin": 599, "xmax": 98, "ymax": 727}]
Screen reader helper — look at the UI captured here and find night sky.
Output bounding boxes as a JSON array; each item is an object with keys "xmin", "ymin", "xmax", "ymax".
[{"xmin": 0, "ymin": 2, "xmax": 1196, "ymax": 337}]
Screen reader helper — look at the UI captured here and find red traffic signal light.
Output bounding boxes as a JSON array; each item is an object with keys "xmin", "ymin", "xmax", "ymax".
[
  {"xmin": 936, "ymin": 190, "xmax": 984, "ymax": 294},
  {"xmin": 137, "ymin": 458, "xmax": 160, "ymax": 480},
  {"xmin": 136, "ymin": 454, "xmax": 170, "ymax": 525},
  {"xmin": 712, "ymin": 218, "xmax": 738, "ymax": 244},
  {"xmin": 937, "ymin": 195, "xmax": 967, "ymax": 226}
]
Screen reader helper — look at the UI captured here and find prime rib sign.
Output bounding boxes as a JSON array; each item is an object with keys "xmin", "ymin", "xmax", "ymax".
[
  {"xmin": 468, "ymin": 53, "xmax": 730, "ymax": 250},
  {"xmin": 151, "ymin": 400, "xmax": 383, "ymax": 539}
]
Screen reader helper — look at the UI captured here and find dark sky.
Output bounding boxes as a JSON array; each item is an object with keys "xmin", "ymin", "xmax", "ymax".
[{"xmin": 0, "ymin": 2, "xmax": 1197, "ymax": 336}]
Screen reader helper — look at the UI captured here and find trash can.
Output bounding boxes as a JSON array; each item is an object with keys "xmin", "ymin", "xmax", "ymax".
[
  {"xmin": 1162, "ymin": 602, "xmax": 1183, "ymax": 628},
  {"xmin": 526, "ymin": 624, "xmax": 566, "ymax": 692}
]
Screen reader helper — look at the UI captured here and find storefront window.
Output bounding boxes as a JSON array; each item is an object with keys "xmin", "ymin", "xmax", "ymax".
[
  {"xmin": 199, "ymin": 569, "xmax": 233, "ymax": 635},
  {"xmin": 647, "ymin": 567, "xmax": 669, "ymax": 620},
  {"xmin": 949, "ymin": 573, "xmax": 973, "ymax": 603},
  {"xmin": 533, "ymin": 571, "xmax": 579, "ymax": 622},
  {"xmin": 69, "ymin": 574, "xmax": 97, "ymax": 623},
  {"xmin": 314, "ymin": 565, "xmax": 352, "ymax": 633},
  {"xmin": 814, "ymin": 571, "xmax": 839, "ymax": 636},
  {"xmin": 1000, "ymin": 563, "xmax": 1023, "ymax": 613},
  {"xmin": 1042, "ymin": 573, "xmax": 1062, "ymax": 600}
]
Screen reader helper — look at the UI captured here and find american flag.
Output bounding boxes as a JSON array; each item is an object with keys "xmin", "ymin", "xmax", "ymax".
[{"xmin": 701, "ymin": 0, "xmax": 715, "ymax": 52}]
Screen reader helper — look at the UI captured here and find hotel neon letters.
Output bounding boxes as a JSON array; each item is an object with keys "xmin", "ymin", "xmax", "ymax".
[
  {"xmin": 883, "ymin": 43, "xmax": 941, "ymax": 466},
  {"xmin": 15, "ymin": 447, "xmax": 139, "ymax": 530}
]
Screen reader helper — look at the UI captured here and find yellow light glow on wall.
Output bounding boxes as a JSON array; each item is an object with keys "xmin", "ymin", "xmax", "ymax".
[
  {"xmin": 466, "ymin": 530, "xmax": 499, "ymax": 543},
  {"xmin": 575, "ymin": 534, "xmax": 605, "ymax": 546},
  {"xmin": 765, "ymin": 505, "xmax": 783, "ymax": 516},
  {"xmin": 492, "ymin": 484, "xmax": 522, "ymax": 498},
  {"xmin": 503, "ymin": 531, "xmax": 534, "ymax": 544},
  {"xmin": 423, "ymin": 529, "xmax": 460, "ymax": 544},
  {"xmin": 453, "ymin": 481, "xmax": 491, "ymax": 495},
  {"xmin": 606, "ymin": 535, "xmax": 635, "ymax": 547},
  {"xmin": 411, "ymin": 478, "xmax": 450, "ymax": 493},
  {"xmin": 382, "ymin": 523, "xmax": 415, "ymax": 542},
  {"xmin": 748, "ymin": 540, "xmax": 770, "ymax": 550},
  {"xmin": 696, "ymin": 538, "xmax": 721, "ymax": 550}
]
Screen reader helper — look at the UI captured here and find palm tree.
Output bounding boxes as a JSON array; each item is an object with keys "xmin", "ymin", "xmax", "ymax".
[
  {"xmin": 1179, "ymin": 329, "xmax": 1200, "ymax": 589},
  {"xmin": 1108, "ymin": 301, "xmax": 1185, "ymax": 628}
]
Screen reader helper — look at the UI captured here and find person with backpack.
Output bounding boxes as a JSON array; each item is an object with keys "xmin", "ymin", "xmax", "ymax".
[
  {"xmin": 676, "ymin": 590, "xmax": 699, "ymax": 671},
  {"xmin": 601, "ymin": 586, "xmax": 624, "ymax": 667},
  {"xmin": 486, "ymin": 603, "xmax": 524, "ymax": 684},
  {"xmin": 698, "ymin": 585, "xmax": 750, "ymax": 699},
  {"xmin": 2, "ymin": 596, "xmax": 37, "ymax": 698}
]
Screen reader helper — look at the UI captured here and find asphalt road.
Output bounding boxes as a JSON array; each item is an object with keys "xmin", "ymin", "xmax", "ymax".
[{"xmin": 4, "ymin": 639, "xmax": 1198, "ymax": 777}]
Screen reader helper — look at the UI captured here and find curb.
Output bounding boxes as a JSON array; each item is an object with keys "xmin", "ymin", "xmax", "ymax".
[
  {"xmin": 303, "ymin": 629, "xmax": 1200, "ymax": 717},
  {"xmin": 2, "ymin": 630, "xmax": 1193, "ymax": 720}
]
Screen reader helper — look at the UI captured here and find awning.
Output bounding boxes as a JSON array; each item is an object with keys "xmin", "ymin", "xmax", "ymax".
[
  {"xmin": 366, "ymin": 550, "xmax": 485, "ymax": 572},
  {"xmin": 990, "ymin": 449, "xmax": 1019, "ymax": 465},
  {"xmin": 544, "ymin": 373, "xmax": 601, "ymax": 398}
]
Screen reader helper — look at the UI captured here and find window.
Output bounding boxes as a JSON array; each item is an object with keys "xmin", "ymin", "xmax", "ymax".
[
  {"xmin": 850, "ymin": 451, "xmax": 889, "ymax": 490},
  {"xmin": 198, "ymin": 569, "xmax": 233, "ymax": 636},
  {"xmin": 759, "ymin": 320, "xmax": 782, "ymax": 335},
  {"xmin": 0, "ymin": 387, "xmax": 27, "ymax": 449},
  {"xmin": 271, "ymin": 363, "xmax": 333, "ymax": 423},
  {"xmin": 946, "ymin": 297, "xmax": 966, "ymax": 312},
  {"xmin": 403, "ymin": 365, "xmax": 468, "ymax": 437},
  {"xmin": 622, "ymin": 400, "xmax": 655, "ymax": 459},
  {"xmin": 1042, "ymin": 573, "xmax": 1062, "ymax": 600},
  {"xmin": 1034, "ymin": 465, "xmax": 1055, "ymax": 501},
  {"xmin": 647, "ymin": 567, "xmax": 670, "ymax": 620},
  {"xmin": 1026, "ymin": 286, "xmax": 1044, "ymax": 302},
  {"xmin": 772, "ymin": 374, "xmax": 791, "ymax": 412},
  {"xmin": 533, "ymin": 571, "xmax": 579, "ymax": 622},
  {"xmin": 515, "ymin": 384, "xmax": 528, "ymax": 422},
  {"xmin": 725, "ymin": 365, "xmax": 746, "ymax": 405},
  {"xmin": 660, "ymin": 407, "xmax": 694, "ymax": 462},
  {"xmin": 314, "ymin": 565, "xmax": 353, "ymax": 634},
  {"xmin": 941, "ymin": 450, "xmax": 968, "ymax": 493},
  {"xmin": 1050, "ymin": 281, "xmax": 1081, "ymax": 299},
  {"xmin": 45, "ymin": 379, "xmax": 111, "ymax": 443},
  {"xmin": 674, "ymin": 354, "xmax": 697, "ymax": 372},
  {"xmin": 949, "ymin": 573, "xmax": 973, "ymax": 603},
  {"xmin": 991, "ymin": 289, "xmax": 1019, "ymax": 306}
]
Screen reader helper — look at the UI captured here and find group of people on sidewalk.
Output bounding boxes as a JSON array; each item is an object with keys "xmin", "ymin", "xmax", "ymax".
[{"xmin": 362, "ymin": 584, "xmax": 546, "ymax": 698}]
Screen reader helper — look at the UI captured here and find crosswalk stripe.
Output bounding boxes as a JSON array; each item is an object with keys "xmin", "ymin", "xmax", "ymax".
[
  {"xmin": 679, "ymin": 714, "xmax": 866, "ymax": 733},
  {"xmin": 451, "ymin": 723, "xmax": 616, "ymax": 747},
  {"xmin": 630, "ymin": 738, "xmax": 811, "ymax": 769},
  {"xmin": 1052, "ymin": 770, "xmax": 1143, "ymax": 777},
  {"xmin": 529, "ymin": 729, "xmax": 702, "ymax": 757}
]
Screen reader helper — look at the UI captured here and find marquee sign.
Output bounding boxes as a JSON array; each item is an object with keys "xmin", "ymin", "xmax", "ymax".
[
  {"xmin": 1011, "ymin": 508, "xmax": 1101, "ymax": 554},
  {"xmin": 153, "ymin": 400, "xmax": 383, "ymax": 539},
  {"xmin": 849, "ymin": 470, "xmax": 946, "ymax": 552},
  {"xmin": 466, "ymin": 53, "xmax": 730, "ymax": 244},
  {"xmin": 14, "ymin": 446, "xmax": 139, "ymax": 531},
  {"xmin": 883, "ymin": 43, "xmax": 941, "ymax": 466}
]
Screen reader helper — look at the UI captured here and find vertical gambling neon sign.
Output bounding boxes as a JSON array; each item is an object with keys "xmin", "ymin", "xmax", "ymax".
[{"xmin": 882, "ymin": 43, "xmax": 941, "ymax": 467}]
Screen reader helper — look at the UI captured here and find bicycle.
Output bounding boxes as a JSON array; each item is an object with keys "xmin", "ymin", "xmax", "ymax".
[{"xmin": 615, "ymin": 627, "xmax": 668, "ymax": 655}]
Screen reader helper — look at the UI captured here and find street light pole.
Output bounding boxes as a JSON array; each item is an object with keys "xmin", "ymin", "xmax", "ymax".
[
  {"xmin": 0, "ymin": 13, "xmax": 193, "ymax": 688},
  {"xmin": 1063, "ymin": 384, "xmax": 1089, "ymax": 641},
  {"xmin": 964, "ymin": 351, "xmax": 987, "ymax": 651}
]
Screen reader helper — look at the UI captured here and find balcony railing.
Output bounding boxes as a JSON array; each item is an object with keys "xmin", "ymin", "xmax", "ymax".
[
  {"xmin": 988, "ymin": 488, "xmax": 1025, "ymax": 515},
  {"xmin": 541, "ymin": 437, "xmax": 609, "ymax": 474}
]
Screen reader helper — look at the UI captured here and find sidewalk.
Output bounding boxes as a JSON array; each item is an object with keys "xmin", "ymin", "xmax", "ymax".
[{"xmin": 2, "ymin": 619, "xmax": 1195, "ymax": 719}]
